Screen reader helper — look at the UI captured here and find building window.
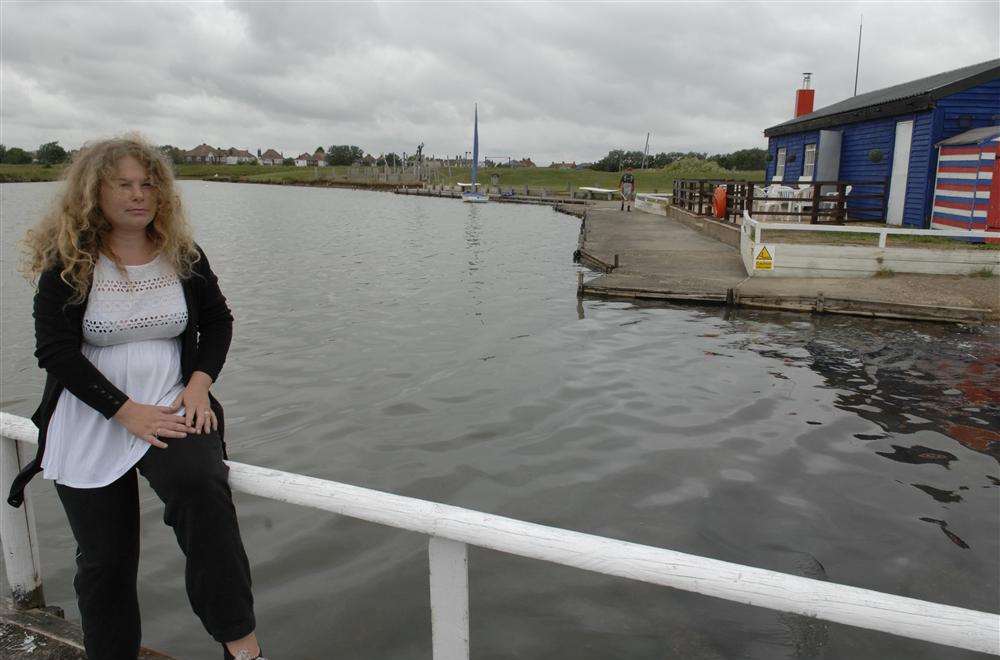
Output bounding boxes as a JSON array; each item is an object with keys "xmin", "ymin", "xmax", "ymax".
[
  {"xmin": 774, "ymin": 147, "xmax": 786, "ymax": 181},
  {"xmin": 802, "ymin": 144, "xmax": 816, "ymax": 180}
]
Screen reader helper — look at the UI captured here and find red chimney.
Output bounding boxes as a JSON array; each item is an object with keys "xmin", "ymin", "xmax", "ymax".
[{"xmin": 794, "ymin": 72, "xmax": 815, "ymax": 117}]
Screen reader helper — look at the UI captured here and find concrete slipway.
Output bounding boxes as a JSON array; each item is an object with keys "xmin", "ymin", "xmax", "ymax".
[{"xmin": 578, "ymin": 207, "xmax": 999, "ymax": 323}]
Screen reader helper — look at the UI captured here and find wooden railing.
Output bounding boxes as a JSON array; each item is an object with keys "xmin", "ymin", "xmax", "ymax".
[
  {"xmin": 2, "ymin": 411, "xmax": 998, "ymax": 657},
  {"xmin": 673, "ymin": 179, "xmax": 889, "ymax": 225}
]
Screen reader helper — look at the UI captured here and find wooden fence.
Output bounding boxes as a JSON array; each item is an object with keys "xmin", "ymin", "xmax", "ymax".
[{"xmin": 672, "ymin": 179, "xmax": 889, "ymax": 225}]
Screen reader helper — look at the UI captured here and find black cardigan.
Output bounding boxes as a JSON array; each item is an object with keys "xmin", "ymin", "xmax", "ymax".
[{"xmin": 7, "ymin": 245, "xmax": 233, "ymax": 507}]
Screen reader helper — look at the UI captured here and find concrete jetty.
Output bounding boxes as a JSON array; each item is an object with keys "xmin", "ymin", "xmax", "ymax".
[
  {"xmin": 1, "ymin": 606, "xmax": 172, "ymax": 659},
  {"xmin": 579, "ymin": 207, "xmax": 999, "ymax": 323},
  {"xmin": 579, "ymin": 206, "xmax": 746, "ymax": 303}
]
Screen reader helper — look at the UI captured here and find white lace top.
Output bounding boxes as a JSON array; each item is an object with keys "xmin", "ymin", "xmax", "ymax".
[{"xmin": 42, "ymin": 253, "xmax": 189, "ymax": 488}]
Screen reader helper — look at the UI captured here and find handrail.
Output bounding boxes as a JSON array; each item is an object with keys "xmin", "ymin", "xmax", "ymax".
[
  {"xmin": 743, "ymin": 211, "xmax": 1000, "ymax": 247},
  {"xmin": 2, "ymin": 411, "xmax": 998, "ymax": 657}
]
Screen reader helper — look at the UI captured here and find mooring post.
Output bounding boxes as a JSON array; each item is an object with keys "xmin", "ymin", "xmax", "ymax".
[
  {"xmin": 614, "ymin": 254, "xmax": 619, "ymax": 269},
  {"xmin": 1, "ymin": 435, "xmax": 45, "ymax": 609},
  {"xmin": 429, "ymin": 537, "xmax": 470, "ymax": 660},
  {"xmin": 577, "ymin": 271, "xmax": 584, "ymax": 295}
]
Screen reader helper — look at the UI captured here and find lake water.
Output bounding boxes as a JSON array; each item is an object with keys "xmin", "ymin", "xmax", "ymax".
[{"xmin": 1, "ymin": 181, "xmax": 997, "ymax": 659}]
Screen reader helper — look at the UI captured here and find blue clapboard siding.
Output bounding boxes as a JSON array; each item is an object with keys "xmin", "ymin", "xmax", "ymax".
[
  {"xmin": 838, "ymin": 115, "xmax": 902, "ymax": 221},
  {"xmin": 766, "ymin": 130, "xmax": 819, "ymax": 182},
  {"xmin": 763, "ymin": 77, "xmax": 998, "ymax": 227},
  {"xmin": 934, "ymin": 80, "xmax": 1000, "ymax": 140},
  {"xmin": 905, "ymin": 112, "xmax": 936, "ymax": 227}
]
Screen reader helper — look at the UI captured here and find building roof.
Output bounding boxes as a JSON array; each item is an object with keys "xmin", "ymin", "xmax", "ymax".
[
  {"xmin": 936, "ymin": 125, "xmax": 1000, "ymax": 147},
  {"xmin": 764, "ymin": 59, "xmax": 1000, "ymax": 137},
  {"xmin": 295, "ymin": 153, "xmax": 312, "ymax": 160},
  {"xmin": 261, "ymin": 149, "xmax": 283, "ymax": 159},
  {"xmin": 186, "ymin": 143, "xmax": 217, "ymax": 157}
]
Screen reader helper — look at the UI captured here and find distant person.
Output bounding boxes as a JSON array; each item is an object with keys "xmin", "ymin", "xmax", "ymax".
[
  {"xmin": 620, "ymin": 167, "xmax": 636, "ymax": 212},
  {"xmin": 10, "ymin": 135, "xmax": 266, "ymax": 660}
]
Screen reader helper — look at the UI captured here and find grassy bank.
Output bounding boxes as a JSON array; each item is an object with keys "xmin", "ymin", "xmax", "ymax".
[
  {"xmin": 0, "ymin": 163, "xmax": 341, "ymax": 182},
  {"xmin": 0, "ymin": 164, "xmax": 67, "ymax": 181},
  {"xmin": 2, "ymin": 159, "xmax": 761, "ymax": 192}
]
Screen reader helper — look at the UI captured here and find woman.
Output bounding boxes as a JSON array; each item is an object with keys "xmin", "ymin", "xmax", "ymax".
[{"xmin": 7, "ymin": 135, "xmax": 266, "ymax": 660}]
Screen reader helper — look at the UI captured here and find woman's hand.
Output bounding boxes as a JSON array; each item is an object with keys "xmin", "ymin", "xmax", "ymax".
[
  {"xmin": 169, "ymin": 371, "xmax": 218, "ymax": 435},
  {"xmin": 113, "ymin": 400, "xmax": 196, "ymax": 448}
]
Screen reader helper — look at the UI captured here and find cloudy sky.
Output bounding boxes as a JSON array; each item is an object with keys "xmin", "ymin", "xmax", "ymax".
[{"xmin": 2, "ymin": 1, "xmax": 997, "ymax": 164}]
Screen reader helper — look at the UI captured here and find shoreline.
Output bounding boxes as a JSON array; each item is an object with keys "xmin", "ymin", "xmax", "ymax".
[{"xmin": 577, "ymin": 206, "xmax": 998, "ymax": 324}]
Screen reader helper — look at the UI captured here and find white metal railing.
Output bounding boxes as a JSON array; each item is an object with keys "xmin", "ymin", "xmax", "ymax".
[
  {"xmin": 2, "ymin": 411, "xmax": 998, "ymax": 657},
  {"xmin": 743, "ymin": 210, "xmax": 1000, "ymax": 248}
]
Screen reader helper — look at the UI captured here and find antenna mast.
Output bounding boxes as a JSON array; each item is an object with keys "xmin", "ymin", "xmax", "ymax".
[{"xmin": 853, "ymin": 15, "xmax": 863, "ymax": 96}]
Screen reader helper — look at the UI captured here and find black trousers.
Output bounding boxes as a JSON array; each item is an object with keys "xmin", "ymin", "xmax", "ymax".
[{"xmin": 55, "ymin": 431, "xmax": 255, "ymax": 660}]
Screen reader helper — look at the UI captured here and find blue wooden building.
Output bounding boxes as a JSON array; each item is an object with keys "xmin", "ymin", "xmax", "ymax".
[{"xmin": 763, "ymin": 59, "xmax": 1000, "ymax": 227}]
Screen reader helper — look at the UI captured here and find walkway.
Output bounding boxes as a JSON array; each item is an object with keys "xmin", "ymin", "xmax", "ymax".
[
  {"xmin": 579, "ymin": 206, "xmax": 746, "ymax": 303},
  {"xmin": 579, "ymin": 207, "xmax": 999, "ymax": 322}
]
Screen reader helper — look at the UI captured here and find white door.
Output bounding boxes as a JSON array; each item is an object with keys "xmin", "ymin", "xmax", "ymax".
[{"xmin": 886, "ymin": 120, "xmax": 913, "ymax": 226}]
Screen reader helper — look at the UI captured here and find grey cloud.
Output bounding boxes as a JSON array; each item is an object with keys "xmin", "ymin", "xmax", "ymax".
[{"xmin": 2, "ymin": 1, "xmax": 997, "ymax": 163}]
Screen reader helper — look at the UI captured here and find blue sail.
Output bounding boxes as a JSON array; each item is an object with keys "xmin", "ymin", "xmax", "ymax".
[{"xmin": 471, "ymin": 103, "xmax": 479, "ymax": 189}]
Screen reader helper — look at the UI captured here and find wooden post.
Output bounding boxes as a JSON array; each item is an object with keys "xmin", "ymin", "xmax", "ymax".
[
  {"xmin": 1, "ymin": 436, "xmax": 45, "ymax": 609},
  {"xmin": 577, "ymin": 271, "xmax": 584, "ymax": 295},
  {"xmin": 429, "ymin": 537, "xmax": 470, "ymax": 660},
  {"xmin": 811, "ymin": 183, "xmax": 821, "ymax": 224},
  {"xmin": 726, "ymin": 183, "xmax": 734, "ymax": 222},
  {"xmin": 613, "ymin": 254, "xmax": 619, "ymax": 269}
]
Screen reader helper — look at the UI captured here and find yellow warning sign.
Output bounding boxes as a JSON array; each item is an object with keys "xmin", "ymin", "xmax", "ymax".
[{"xmin": 754, "ymin": 245, "xmax": 774, "ymax": 270}]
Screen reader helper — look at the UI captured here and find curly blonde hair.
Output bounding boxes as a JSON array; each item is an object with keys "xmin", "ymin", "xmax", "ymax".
[{"xmin": 21, "ymin": 133, "xmax": 200, "ymax": 303}]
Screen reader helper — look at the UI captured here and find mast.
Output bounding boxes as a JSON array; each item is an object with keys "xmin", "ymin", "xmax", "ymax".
[
  {"xmin": 853, "ymin": 15, "xmax": 863, "ymax": 96},
  {"xmin": 471, "ymin": 103, "xmax": 479, "ymax": 189}
]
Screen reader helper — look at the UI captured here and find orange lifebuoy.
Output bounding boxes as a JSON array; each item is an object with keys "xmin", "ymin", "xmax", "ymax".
[{"xmin": 713, "ymin": 186, "xmax": 727, "ymax": 219}]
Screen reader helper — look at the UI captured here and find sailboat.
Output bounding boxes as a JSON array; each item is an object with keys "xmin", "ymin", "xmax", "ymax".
[{"xmin": 462, "ymin": 103, "xmax": 489, "ymax": 203}]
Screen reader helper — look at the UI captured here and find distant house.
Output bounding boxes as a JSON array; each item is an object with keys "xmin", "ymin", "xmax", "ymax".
[
  {"xmin": 549, "ymin": 161, "xmax": 577, "ymax": 169},
  {"xmin": 763, "ymin": 58, "xmax": 1000, "ymax": 227},
  {"xmin": 220, "ymin": 148, "xmax": 257, "ymax": 165},
  {"xmin": 260, "ymin": 149, "xmax": 284, "ymax": 165},
  {"xmin": 185, "ymin": 143, "xmax": 218, "ymax": 163},
  {"xmin": 517, "ymin": 158, "xmax": 536, "ymax": 168},
  {"xmin": 294, "ymin": 153, "xmax": 312, "ymax": 167},
  {"xmin": 313, "ymin": 147, "xmax": 328, "ymax": 167}
]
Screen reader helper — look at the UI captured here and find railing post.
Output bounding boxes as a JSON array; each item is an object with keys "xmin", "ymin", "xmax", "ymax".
[
  {"xmin": 811, "ymin": 184, "xmax": 821, "ymax": 224},
  {"xmin": 1, "ymin": 435, "xmax": 45, "ymax": 609},
  {"xmin": 429, "ymin": 537, "xmax": 470, "ymax": 660}
]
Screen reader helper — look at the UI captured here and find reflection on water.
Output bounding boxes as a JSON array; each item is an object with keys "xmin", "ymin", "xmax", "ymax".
[
  {"xmin": 720, "ymin": 315, "xmax": 998, "ymax": 559},
  {"xmin": 1, "ymin": 182, "xmax": 997, "ymax": 660}
]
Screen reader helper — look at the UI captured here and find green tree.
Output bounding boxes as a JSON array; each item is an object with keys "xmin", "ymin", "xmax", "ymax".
[
  {"xmin": 158, "ymin": 145, "xmax": 185, "ymax": 164},
  {"xmin": 36, "ymin": 142, "xmax": 65, "ymax": 165},
  {"xmin": 4, "ymin": 147, "xmax": 32, "ymax": 164},
  {"xmin": 37, "ymin": 141, "xmax": 67, "ymax": 165},
  {"xmin": 709, "ymin": 148, "xmax": 766, "ymax": 171},
  {"xmin": 0, "ymin": 144, "xmax": 6, "ymax": 163},
  {"xmin": 326, "ymin": 145, "xmax": 365, "ymax": 166}
]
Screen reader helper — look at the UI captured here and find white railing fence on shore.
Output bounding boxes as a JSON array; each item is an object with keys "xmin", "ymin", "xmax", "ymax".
[
  {"xmin": 742, "ymin": 210, "xmax": 1000, "ymax": 247},
  {"xmin": 2, "ymin": 411, "xmax": 998, "ymax": 657}
]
